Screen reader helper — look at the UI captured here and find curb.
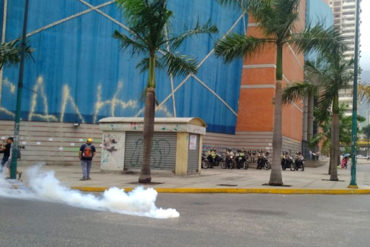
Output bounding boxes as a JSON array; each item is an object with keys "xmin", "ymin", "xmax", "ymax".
[{"xmin": 71, "ymin": 187, "xmax": 370, "ymax": 194}]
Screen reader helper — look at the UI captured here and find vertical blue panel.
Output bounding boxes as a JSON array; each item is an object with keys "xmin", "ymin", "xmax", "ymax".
[{"xmin": 0, "ymin": 0, "xmax": 244, "ymax": 134}]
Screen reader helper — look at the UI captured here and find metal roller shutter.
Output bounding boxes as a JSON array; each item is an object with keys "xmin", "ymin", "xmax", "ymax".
[{"xmin": 124, "ymin": 132, "xmax": 177, "ymax": 171}]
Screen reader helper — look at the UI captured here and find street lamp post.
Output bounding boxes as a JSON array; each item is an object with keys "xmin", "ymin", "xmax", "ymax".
[
  {"xmin": 10, "ymin": 0, "xmax": 29, "ymax": 179},
  {"xmin": 349, "ymin": 0, "xmax": 360, "ymax": 189}
]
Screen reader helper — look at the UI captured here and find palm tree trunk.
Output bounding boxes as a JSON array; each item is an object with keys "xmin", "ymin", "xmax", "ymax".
[
  {"xmin": 307, "ymin": 93, "xmax": 314, "ymax": 141},
  {"xmin": 303, "ymin": 95, "xmax": 308, "ymax": 142},
  {"xmin": 269, "ymin": 43, "xmax": 283, "ymax": 186},
  {"xmin": 139, "ymin": 55, "xmax": 156, "ymax": 183},
  {"xmin": 329, "ymin": 94, "xmax": 339, "ymax": 181}
]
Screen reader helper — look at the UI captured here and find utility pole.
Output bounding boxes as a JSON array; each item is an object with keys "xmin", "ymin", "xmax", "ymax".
[
  {"xmin": 10, "ymin": 0, "xmax": 29, "ymax": 179},
  {"xmin": 349, "ymin": 0, "xmax": 360, "ymax": 189}
]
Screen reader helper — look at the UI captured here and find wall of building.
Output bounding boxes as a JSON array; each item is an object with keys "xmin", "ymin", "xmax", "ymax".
[
  {"xmin": 0, "ymin": 0, "xmax": 244, "ymax": 134},
  {"xmin": 0, "ymin": 120, "xmax": 301, "ymax": 168},
  {"xmin": 0, "ymin": 120, "xmax": 101, "ymax": 167},
  {"xmin": 235, "ymin": 0, "xmax": 307, "ymax": 153}
]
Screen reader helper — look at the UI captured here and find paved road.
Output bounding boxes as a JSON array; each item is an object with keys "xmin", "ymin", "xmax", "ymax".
[{"xmin": 1, "ymin": 194, "xmax": 370, "ymax": 247}]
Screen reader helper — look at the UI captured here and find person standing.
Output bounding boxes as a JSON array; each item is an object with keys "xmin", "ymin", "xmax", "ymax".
[
  {"xmin": 0, "ymin": 137, "xmax": 22, "ymax": 179},
  {"xmin": 79, "ymin": 138, "xmax": 95, "ymax": 181},
  {"xmin": 0, "ymin": 137, "xmax": 13, "ymax": 173}
]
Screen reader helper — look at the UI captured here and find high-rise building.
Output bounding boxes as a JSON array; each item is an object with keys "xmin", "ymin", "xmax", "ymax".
[{"xmin": 329, "ymin": 0, "xmax": 360, "ymax": 114}]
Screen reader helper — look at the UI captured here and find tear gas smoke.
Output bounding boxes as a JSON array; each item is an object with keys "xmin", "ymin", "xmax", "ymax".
[{"xmin": 0, "ymin": 165, "xmax": 179, "ymax": 219}]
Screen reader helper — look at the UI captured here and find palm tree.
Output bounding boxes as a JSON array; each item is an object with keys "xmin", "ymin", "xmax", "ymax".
[
  {"xmin": 215, "ymin": 0, "xmax": 340, "ymax": 185},
  {"xmin": 113, "ymin": 0, "xmax": 218, "ymax": 183},
  {"xmin": 0, "ymin": 39, "xmax": 32, "ymax": 112},
  {"xmin": 283, "ymin": 55, "xmax": 353, "ymax": 180}
]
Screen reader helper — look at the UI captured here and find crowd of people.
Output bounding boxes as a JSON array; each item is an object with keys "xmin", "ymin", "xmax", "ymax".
[{"xmin": 202, "ymin": 147, "xmax": 306, "ymax": 171}]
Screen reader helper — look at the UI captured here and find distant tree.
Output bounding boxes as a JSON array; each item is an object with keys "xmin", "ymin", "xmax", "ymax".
[{"xmin": 363, "ymin": 124, "xmax": 370, "ymax": 140}]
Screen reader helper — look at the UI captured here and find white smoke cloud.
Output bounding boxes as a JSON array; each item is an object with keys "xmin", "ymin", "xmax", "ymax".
[{"xmin": 0, "ymin": 165, "xmax": 180, "ymax": 219}]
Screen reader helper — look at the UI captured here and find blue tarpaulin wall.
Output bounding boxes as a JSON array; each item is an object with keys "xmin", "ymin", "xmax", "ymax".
[{"xmin": 0, "ymin": 0, "xmax": 246, "ymax": 134}]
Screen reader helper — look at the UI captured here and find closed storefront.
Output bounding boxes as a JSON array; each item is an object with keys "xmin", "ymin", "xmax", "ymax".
[{"xmin": 124, "ymin": 132, "xmax": 177, "ymax": 171}]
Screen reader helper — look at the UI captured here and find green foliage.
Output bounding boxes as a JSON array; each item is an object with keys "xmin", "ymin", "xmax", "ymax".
[
  {"xmin": 362, "ymin": 124, "xmax": 370, "ymax": 138},
  {"xmin": 0, "ymin": 39, "xmax": 32, "ymax": 69},
  {"xmin": 162, "ymin": 52, "xmax": 197, "ymax": 77},
  {"xmin": 309, "ymin": 104, "xmax": 365, "ymax": 152},
  {"xmin": 216, "ymin": 0, "xmax": 249, "ymax": 9},
  {"xmin": 290, "ymin": 25, "xmax": 345, "ymax": 55},
  {"xmin": 282, "ymin": 82, "xmax": 316, "ymax": 104},
  {"xmin": 303, "ymin": 57, "xmax": 353, "ymax": 116},
  {"xmin": 215, "ymin": 0, "xmax": 338, "ymax": 64},
  {"xmin": 113, "ymin": 0, "xmax": 218, "ymax": 88},
  {"xmin": 214, "ymin": 34, "xmax": 272, "ymax": 62}
]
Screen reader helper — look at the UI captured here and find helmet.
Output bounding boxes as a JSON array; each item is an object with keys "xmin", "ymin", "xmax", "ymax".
[{"xmin": 87, "ymin": 138, "xmax": 93, "ymax": 143}]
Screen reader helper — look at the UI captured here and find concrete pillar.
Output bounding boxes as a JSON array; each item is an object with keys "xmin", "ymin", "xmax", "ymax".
[{"xmin": 175, "ymin": 132, "xmax": 189, "ymax": 175}]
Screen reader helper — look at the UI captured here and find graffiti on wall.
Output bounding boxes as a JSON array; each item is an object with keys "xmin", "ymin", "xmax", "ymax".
[
  {"xmin": 128, "ymin": 138, "xmax": 172, "ymax": 169},
  {"xmin": 0, "ymin": 76, "xmax": 173, "ymax": 123},
  {"xmin": 101, "ymin": 133, "xmax": 125, "ymax": 170}
]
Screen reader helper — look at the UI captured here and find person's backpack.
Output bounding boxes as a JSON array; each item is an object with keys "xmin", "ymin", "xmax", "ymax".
[{"xmin": 82, "ymin": 145, "xmax": 93, "ymax": 158}]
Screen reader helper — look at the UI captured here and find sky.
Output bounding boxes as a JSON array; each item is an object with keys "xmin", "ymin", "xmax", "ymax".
[{"xmin": 360, "ymin": 0, "xmax": 370, "ymax": 72}]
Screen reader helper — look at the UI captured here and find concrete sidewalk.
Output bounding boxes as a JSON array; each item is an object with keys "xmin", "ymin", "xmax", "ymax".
[{"xmin": 17, "ymin": 158, "xmax": 370, "ymax": 194}]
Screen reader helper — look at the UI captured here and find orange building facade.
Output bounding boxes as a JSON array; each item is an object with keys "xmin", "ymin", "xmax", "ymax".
[{"xmin": 204, "ymin": 1, "xmax": 307, "ymax": 153}]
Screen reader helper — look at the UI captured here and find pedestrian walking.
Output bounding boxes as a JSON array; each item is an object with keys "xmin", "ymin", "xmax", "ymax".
[
  {"xmin": 79, "ymin": 138, "xmax": 96, "ymax": 181},
  {"xmin": 341, "ymin": 156, "xmax": 348, "ymax": 169}
]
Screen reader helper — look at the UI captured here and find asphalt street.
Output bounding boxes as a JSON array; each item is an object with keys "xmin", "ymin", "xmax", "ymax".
[{"xmin": 1, "ymin": 193, "xmax": 370, "ymax": 247}]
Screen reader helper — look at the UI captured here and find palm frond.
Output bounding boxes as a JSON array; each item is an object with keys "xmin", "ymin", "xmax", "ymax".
[
  {"xmin": 136, "ymin": 57, "xmax": 164, "ymax": 73},
  {"xmin": 216, "ymin": 0, "xmax": 249, "ymax": 9},
  {"xmin": 113, "ymin": 30, "xmax": 147, "ymax": 54},
  {"xmin": 166, "ymin": 19, "xmax": 218, "ymax": 49},
  {"xmin": 318, "ymin": 87, "xmax": 337, "ymax": 116},
  {"xmin": 116, "ymin": 0, "xmax": 172, "ymax": 47},
  {"xmin": 290, "ymin": 24, "xmax": 346, "ymax": 56},
  {"xmin": 214, "ymin": 34, "xmax": 271, "ymax": 63},
  {"xmin": 282, "ymin": 82, "xmax": 317, "ymax": 104},
  {"xmin": 0, "ymin": 39, "xmax": 33, "ymax": 68},
  {"xmin": 245, "ymin": 0, "xmax": 299, "ymax": 39},
  {"xmin": 162, "ymin": 51, "xmax": 197, "ymax": 76},
  {"xmin": 270, "ymin": 0, "xmax": 299, "ymax": 37},
  {"xmin": 247, "ymin": 0, "xmax": 276, "ymax": 36}
]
